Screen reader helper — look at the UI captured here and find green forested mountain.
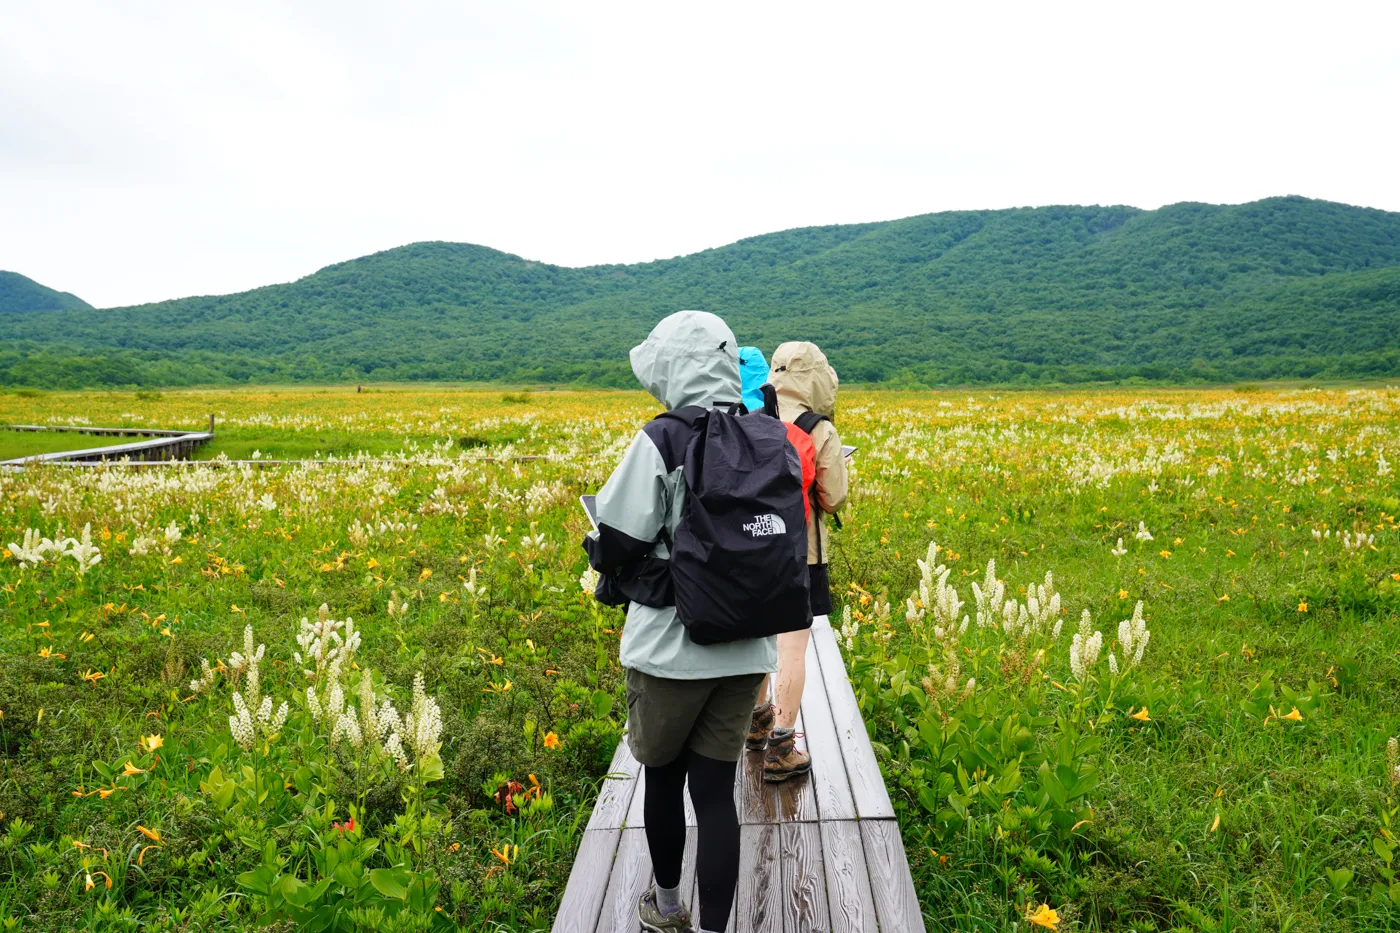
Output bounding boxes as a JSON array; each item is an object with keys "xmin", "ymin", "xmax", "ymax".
[
  {"xmin": 0, "ymin": 271, "xmax": 91, "ymax": 314},
  {"xmin": 4, "ymin": 196, "xmax": 1400, "ymax": 388}
]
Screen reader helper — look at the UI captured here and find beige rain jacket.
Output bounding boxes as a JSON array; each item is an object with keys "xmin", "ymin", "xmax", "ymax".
[{"xmin": 769, "ymin": 342, "xmax": 847, "ymax": 565}]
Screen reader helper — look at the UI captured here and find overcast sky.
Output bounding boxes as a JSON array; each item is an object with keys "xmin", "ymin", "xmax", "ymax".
[{"xmin": 3, "ymin": 0, "xmax": 1398, "ymax": 308}]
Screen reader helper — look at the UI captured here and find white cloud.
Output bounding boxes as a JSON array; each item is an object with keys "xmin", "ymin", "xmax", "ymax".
[{"xmin": 1, "ymin": 0, "xmax": 1397, "ymax": 307}]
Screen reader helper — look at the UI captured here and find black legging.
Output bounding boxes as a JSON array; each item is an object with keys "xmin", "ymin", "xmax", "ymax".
[{"xmin": 644, "ymin": 751, "xmax": 739, "ymax": 932}]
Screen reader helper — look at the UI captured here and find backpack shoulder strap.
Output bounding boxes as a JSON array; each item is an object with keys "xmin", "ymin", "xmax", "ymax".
[
  {"xmin": 759, "ymin": 384, "xmax": 780, "ymax": 418},
  {"xmin": 655, "ymin": 405, "xmax": 708, "ymax": 429},
  {"xmin": 645, "ymin": 406, "xmax": 708, "ymax": 474},
  {"xmin": 793, "ymin": 410, "xmax": 830, "ymax": 435}
]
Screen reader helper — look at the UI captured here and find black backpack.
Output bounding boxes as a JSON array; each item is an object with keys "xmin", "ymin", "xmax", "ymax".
[{"xmin": 660, "ymin": 404, "xmax": 812, "ymax": 645}]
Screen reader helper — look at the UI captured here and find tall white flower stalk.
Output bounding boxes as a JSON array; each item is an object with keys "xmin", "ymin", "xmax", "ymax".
[
  {"xmin": 970, "ymin": 559, "xmax": 1007, "ymax": 629},
  {"xmin": 894, "ymin": 540, "xmax": 1140, "ymax": 704},
  {"xmin": 226, "ymin": 625, "xmax": 288, "ymax": 750},
  {"xmin": 6, "ymin": 525, "xmax": 102, "ymax": 575},
  {"xmin": 294, "ymin": 603, "xmax": 361, "ymax": 682},
  {"xmin": 1110, "ymin": 601, "xmax": 1151, "ymax": 673},
  {"xmin": 1069, "ymin": 610, "xmax": 1104, "ymax": 681}
]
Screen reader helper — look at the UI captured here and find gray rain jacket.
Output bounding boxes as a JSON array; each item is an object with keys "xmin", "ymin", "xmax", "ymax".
[{"xmin": 590, "ymin": 311, "xmax": 778, "ymax": 680}]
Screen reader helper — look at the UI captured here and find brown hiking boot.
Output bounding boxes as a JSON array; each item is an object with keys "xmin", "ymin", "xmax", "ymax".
[
  {"xmin": 746, "ymin": 702, "xmax": 774, "ymax": 751},
  {"xmin": 763, "ymin": 729, "xmax": 811, "ymax": 782}
]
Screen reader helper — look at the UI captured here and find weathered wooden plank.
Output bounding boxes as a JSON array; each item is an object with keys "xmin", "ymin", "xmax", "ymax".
[
  {"xmin": 735, "ymin": 747, "xmax": 779, "ymax": 825},
  {"xmin": 585, "ymin": 739, "xmax": 641, "ymax": 832},
  {"xmin": 819, "ymin": 821, "xmax": 878, "ymax": 933},
  {"xmin": 732, "ymin": 822, "xmax": 782, "ymax": 933},
  {"xmin": 780, "ymin": 822, "xmax": 831, "ymax": 933},
  {"xmin": 677, "ymin": 829, "xmax": 698, "ymax": 918},
  {"xmin": 550, "ymin": 829, "xmax": 620, "ymax": 933},
  {"xmin": 592, "ymin": 827, "xmax": 653, "ymax": 933},
  {"xmin": 625, "ymin": 766, "xmax": 647, "ymax": 828},
  {"xmin": 797, "ymin": 634, "xmax": 856, "ymax": 821},
  {"xmin": 775, "ymin": 710, "xmax": 820, "ymax": 823},
  {"xmin": 810, "ymin": 626, "xmax": 895, "ymax": 820},
  {"xmin": 861, "ymin": 820, "xmax": 926, "ymax": 933}
]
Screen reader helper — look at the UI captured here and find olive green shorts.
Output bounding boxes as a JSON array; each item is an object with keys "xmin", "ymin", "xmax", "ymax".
[{"xmin": 624, "ymin": 668, "xmax": 766, "ymax": 766}]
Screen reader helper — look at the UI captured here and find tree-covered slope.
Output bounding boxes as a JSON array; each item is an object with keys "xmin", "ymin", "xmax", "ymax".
[
  {"xmin": 4, "ymin": 196, "xmax": 1400, "ymax": 387},
  {"xmin": 0, "ymin": 271, "xmax": 91, "ymax": 314}
]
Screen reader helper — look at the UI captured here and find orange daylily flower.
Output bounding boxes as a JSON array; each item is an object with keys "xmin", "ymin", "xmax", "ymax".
[
  {"xmin": 1281, "ymin": 707, "xmax": 1303, "ymax": 722},
  {"xmin": 543, "ymin": 731, "xmax": 561, "ymax": 750},
  {"xmin": 138, "ymin": 844, "xmax": 161, "ymax": 865},
  {"xmin": 82, "ymin": 670, "xmax": 106, "ymax": 685},
  {"xmin": 140, "ymin": 734, "xmax": 164, "ymax": 753},
  {"xmin": 1026, "ymin": 904, "xmax": 1060, "ymax": 929},
  {"xmin": 1130, "ymin": 707, "xmax": 1150, "ymax": 722},
  {"xmin": 123, "ymin": 762, "xmax": 146, "ymax": 776},
  {"xmin": 137, "ymin": 825, "xmax": 161, "ymax": 842}
]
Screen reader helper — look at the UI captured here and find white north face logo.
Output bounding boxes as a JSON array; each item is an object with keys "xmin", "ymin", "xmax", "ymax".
[{"xmin": 742, "ymin": 514, "xmax": 787, "ymax": 537}]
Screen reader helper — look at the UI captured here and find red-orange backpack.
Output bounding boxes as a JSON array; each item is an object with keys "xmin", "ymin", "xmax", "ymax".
[{"xmin": 755, "ymin": 385, "xmax": 830, "ymax": 560}]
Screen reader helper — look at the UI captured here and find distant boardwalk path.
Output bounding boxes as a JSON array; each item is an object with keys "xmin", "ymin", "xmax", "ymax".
[{"xmin": 553, "ymin": 616, "xmax": 925, "ymax": 933}]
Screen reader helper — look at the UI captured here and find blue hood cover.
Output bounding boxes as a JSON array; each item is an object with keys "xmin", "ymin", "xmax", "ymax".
[{"xmin": 738, "ymin": 346, "xmax": 768, "ymax": 413}]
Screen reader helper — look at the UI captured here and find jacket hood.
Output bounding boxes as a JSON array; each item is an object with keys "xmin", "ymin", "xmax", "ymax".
[
  {"xmin": 630, "ymin": 310, "xmax": 741, "ymax": 411},
  {"xmin": 769, "ymin": 341, "xmax": 838, "ymax": 417},
  {"xmin": 738, "ymin": 346, "xmax": 768, "ymax": 413}
]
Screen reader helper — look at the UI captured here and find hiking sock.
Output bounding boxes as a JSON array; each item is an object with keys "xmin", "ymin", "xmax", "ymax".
[
  {"xmin": 771, "ymin": 726, "xmax": 795, "ymax": 742},
  {"xmin": 655, "ymin": 882, "xmax": 683, "ymax": 916}
]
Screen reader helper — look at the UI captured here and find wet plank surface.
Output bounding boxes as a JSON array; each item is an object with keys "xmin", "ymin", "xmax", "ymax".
[
  {"xmin": 592, "ymin": 828, "xmax": 652, "ymax": 933},
  {"xmin": 781, "ymin": 821, "xmax": 831, "ymax": 932},
  {"xmin": 862, "ymin": 819, "xmax": 927, "ymax": 932},
  {"xmin": 732, "ymin": 823, "xmax": 781, "ymax": 933},
  {"xmin": 552, "ymin": 616, "xmax": 922, "ymax": 932},
  {"xmin": 550, "ymin": 829, "xmax": 619, "ymax": 933},
  {"xmin": 796, "ymin": 633, "xmax": 857, "ymax": 821},
  {"xmin": 821, "ymin": 819, "xmax": 879, "ymax": 933}
]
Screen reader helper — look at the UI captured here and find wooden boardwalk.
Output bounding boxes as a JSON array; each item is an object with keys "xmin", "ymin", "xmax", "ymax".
[
  {"xmin": 553, "ymin": 617, "xmax": 925, "ymax": 933},
  {"xmin": 1, "ymin": 423, "xmax": 214, "ymax": 467}
]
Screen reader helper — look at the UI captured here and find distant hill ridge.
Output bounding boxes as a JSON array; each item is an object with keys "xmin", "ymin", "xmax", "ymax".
[
  {"xmin": 4, "ymin": 195, "xmax": 1400, "ymax": 387},
  {"xmin": 0, "ymin": 271, "xmax": 91, "ymax": 314}
]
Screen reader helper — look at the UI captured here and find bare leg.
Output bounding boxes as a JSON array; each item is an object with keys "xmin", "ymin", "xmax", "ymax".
[
  {"xmin": 755, "ymin": 674, "xmax": 771, "ymax": 709},
  {"xmin": 773, "ymin": 628, "xmax": 811, "ymax": 729}
]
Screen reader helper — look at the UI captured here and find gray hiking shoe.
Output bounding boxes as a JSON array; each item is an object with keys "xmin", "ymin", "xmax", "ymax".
[{"xmin": 638, "ymin": 888, "xmax": 694, "ymax": 933}]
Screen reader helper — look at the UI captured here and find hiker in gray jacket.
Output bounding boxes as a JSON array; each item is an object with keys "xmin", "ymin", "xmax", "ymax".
[{"xmin": 587, "ymin": 310, "xmax": 776, "ymax": 933}]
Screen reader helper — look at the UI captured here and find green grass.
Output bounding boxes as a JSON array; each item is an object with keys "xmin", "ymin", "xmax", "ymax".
[
  {"xmin": 0, "ymin": 428, "xmax": 105, "ymax": 461},
  {"xmin": 2, "ymin": 385, "xmax": 1399, "ymax": 931}
]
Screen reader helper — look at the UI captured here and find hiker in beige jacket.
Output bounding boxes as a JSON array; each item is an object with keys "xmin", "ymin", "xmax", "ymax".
[{"xmin": 748, "ymin": 341, "xmax": 848, "ymax": 781}]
